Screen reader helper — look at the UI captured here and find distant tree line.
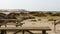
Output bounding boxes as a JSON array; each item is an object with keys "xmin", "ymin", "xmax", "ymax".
[
  {"xmin": 29, "ymin": 12, "xmax": 60, "ymax": 17},
  {"xmin": 0, "ymin": 11, "xmax": 60, "ymax": 18},
  {"xmin": 29, "ymin": 12, "xmax": 46, "ymax": 17}
]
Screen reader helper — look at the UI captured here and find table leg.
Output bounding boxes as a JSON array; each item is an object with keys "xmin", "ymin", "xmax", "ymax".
[
  {"xmin": 42, "ymin": 30, "xmax": 46, "ymax": 34},
  {"xmin": 22, "ymin": 30, "xmax": 25, "ymax": 34},
  {"xmin": 26, "ymin": 30, "xmax": 33, "ymax": 34},
  {"xmin": 1, "ymin": 30, "xmax": 6, "ymax": 34},
  {"xmin": 4, "ymin": 30, "xmax": 6, "ymax": 34},
  {"xmin": 14, "ymin": 30, "xmax": 22, "ymax": 34}
]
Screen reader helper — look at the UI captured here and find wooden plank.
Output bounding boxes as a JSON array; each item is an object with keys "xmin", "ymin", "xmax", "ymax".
[
  {"xmin": 0, "ymin": 19, "xmax": 17, "ymax": 21},
  {"xmin": 0, "ymin": 27, "xmax": 51, "ymax": 31},
  {"xmin": 34, "ymin": 33, "xmax": 48, "ymax": 34}
]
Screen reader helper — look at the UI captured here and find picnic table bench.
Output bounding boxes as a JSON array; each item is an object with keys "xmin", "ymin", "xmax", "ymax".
[{"xmin": 0, "ymin": 27, "xmax": 51, "ymax": 34}]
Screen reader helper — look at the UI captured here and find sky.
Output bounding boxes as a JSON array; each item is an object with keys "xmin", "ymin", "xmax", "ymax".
[{"xmin": 0, "ymin": 0, "xmax": 60, "ymax": 11}]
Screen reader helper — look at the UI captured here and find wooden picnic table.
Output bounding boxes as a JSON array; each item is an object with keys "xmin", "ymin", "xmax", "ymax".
[{"xmin": 0, "ymin": 27, "xmax": 51, "ymax": 34}]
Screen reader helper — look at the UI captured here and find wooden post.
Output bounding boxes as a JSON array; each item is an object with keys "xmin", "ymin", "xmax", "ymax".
[
  {"xmin": 54, "ymin": 20, "xmax": 56, "ymax": 32},
  {"xmin": 42, "ymin": 30, "xmax": 46, "ymax": 34}
]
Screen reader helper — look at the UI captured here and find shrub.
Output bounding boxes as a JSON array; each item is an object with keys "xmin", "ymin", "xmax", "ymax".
[
  {"xmin": 48, "ymin": 18, "xmax": 56, "ymax": 21},
  {"xmin": 31, "ymin": 19, "xmax": 37, "ymax": 22},
  {"xmin": 38, "ymin": 19, "xmax": 41, "ymax": 21}
]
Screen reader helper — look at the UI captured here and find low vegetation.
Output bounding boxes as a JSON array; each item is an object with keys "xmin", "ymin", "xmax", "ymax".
[
  {"xmin": 38, "ymin": 19, "xmax": 41, "ymax": 21},
  {"xmin": 29, "ymin": 12, "xmax": 60, "ymax": 17},
  {"xmin": 48, "ymin": 18, "xmax": 55, "ymax": 21},
  {"xmin": 30, "ymin": 19, "xmax": 37, "ymax": 22}
]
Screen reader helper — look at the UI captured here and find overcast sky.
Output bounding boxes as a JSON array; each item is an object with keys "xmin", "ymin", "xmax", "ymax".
[{"xmin": 0, "ymin": 0, "xmax": 60, "ymax": 11}]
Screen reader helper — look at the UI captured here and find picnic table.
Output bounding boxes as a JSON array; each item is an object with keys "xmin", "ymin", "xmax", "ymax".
[{"xmin": 0, "ymin": 27, "xmax": 51, "ymax": 34}]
